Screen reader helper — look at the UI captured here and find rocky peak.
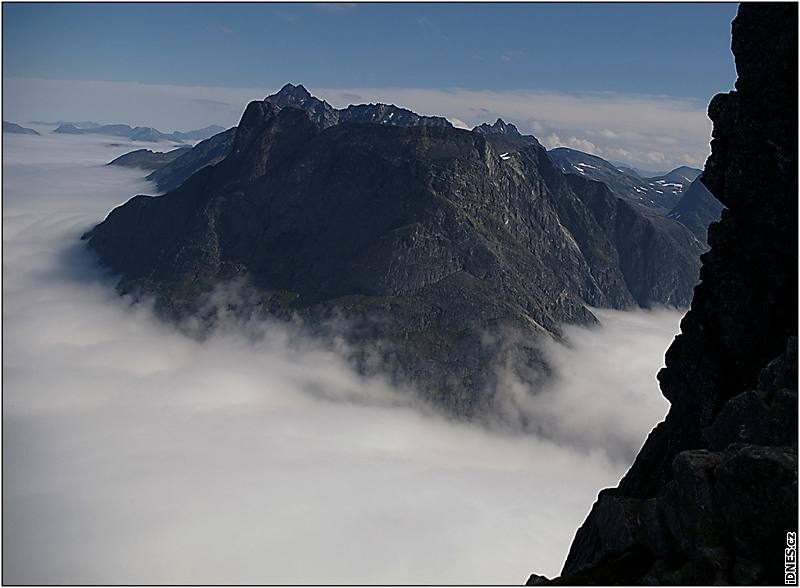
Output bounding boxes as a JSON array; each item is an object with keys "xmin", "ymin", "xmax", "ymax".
[
  {"xmin": 267, "ymin": 83, "xmax": 314, "ymax": 106},
  {"xmin": 264, "ymin": 84, "xmax": 452, "ymax": 130},
  {"xmin": 473, "ymin": 118, "xmax": 522, "ymax": 137},
  {"xmin": 265, "ymin": 83, "xmax": 339, "ymax": 129}
]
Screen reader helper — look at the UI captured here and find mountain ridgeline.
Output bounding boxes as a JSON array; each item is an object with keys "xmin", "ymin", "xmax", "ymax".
[
  {"xmin": 87, "ymin": 83, "xmax": 707, "ymax": 415},
  {"xmin": 528, "ymin": 4, "xmax": 797, "ymax": 584}
]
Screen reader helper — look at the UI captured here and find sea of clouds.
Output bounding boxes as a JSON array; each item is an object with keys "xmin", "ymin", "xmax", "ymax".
[{"xmin": 2, "ymin": 130, "xmax": 684, "ymax": 584}]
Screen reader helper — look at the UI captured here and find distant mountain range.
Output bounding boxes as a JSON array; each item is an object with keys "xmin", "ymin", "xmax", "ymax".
[
  {"xmin": 55, "ymin": 122, "xmax": 225, "ymax": 143},
  {"xmin": 3, "ymin": 121, "xmax": 40, "ymax": 135},
  {"xmin": 549, "ymin": 148, "xmax": 723, "ymax": 241},
  {"xmin": 88, "ymin": 83, "xmax": 714, "ymax": 416}
]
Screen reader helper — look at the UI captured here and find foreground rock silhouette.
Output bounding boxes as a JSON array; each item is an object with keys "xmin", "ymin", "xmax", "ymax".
[{"xmin": 527, "ymin": 4, "xmax": 798, "ymax": 584}]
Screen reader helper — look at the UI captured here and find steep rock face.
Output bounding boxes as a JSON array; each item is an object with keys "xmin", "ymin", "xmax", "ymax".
[
  {"xmin": 529, "ymin": 4, "xmax": 797, "ymax": 584},
  {"xmin": 560, "ymin": 173, "xmax": 705, "ymax": 308},
  {"xmin": 86, "ymin": 102, "xmax": 598, "ymax": 413},
  {"xmin": 147, "ymin": 127, "xmax": 237, "ymax": 192},
  {"xmin": 84, "ymin": 87, "xmax": 707, "ymax": 415}
]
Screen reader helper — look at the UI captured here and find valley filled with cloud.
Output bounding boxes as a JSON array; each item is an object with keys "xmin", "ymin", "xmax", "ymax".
[{"xmin": 3, "ymin": 131, "xmax": 684, "ymax": 584}]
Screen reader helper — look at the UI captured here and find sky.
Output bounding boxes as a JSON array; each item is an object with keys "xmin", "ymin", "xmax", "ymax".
[
  {"xmin": 2, "ymin": 2, "xmax": 738, "ymax": 170},
  {"xmin": 3, "ymin": 129, "xmax": 683, "ymax": 584}
]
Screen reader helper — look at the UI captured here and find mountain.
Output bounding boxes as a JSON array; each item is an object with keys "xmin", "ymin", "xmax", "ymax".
[
  {"xmin": 528, "ymin": 4, "xmax": 797, "ymax": 584},
  {"xmin": 175, "ymin": 124, "xmax": 226, "ymax": 141},
  {"xmin": 667, "ymin": 175, "xmax": 725, "ymax": 242},
  {"xmin": 472, "ymin": 118, "xmax": 542, "ymax": 153},
  {"xmin": 54, "ymin": 122, "xmax": 225, "ymax": 143},
  {"xmin": 549, "ymin": 147, "xmax": 697, "ymax": 212},
  {"xmin": 3, "ymin": 121, "xmax": 40, "ymax": 135},
  {"xmin": 108, "ymin": 146, "xmax": 192, "ymax": 171},
  {"xmin": 28, "ymin": 120, "xmax": 100, "ymax": 128},
  {"xmin": 143, "ymin": 83, "xmax": 456, "ymax": 192},
  {"xmin": 145, "ymin": 127, "xmax": 237, "ymax": 192},
  {"xmin": 268, "ymin": 82, "xmax": 453, "ymax": 129},
  {"xmin": 83, "ymin": 86, "xmax": 705, "ymax": 415}
]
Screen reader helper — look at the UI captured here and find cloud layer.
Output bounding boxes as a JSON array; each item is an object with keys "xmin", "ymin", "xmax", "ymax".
[
  {"xmin": 3, "ymin": 132, "xmax": 683, "ymax": 584},
  {"xmin": 5, "ymin": 77, "xmax": 712, "ymax": 170}
]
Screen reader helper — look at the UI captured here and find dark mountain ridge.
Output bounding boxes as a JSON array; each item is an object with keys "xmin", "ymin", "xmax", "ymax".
[
  {"xmin": 84, "ymin": 84, "xmax": 705, "ymax": 416},
  {"xmin": 528, "ymin": 4, "xmax": 797, "ymax": 584},
  {"xmin": 108, "ymin": 146, "xmax": 192, "ymax": 171}
]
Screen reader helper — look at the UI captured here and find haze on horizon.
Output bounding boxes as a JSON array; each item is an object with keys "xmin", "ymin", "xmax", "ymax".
[{"xmin": 3, "ymin": 2, "xmax": 738, "ymax": 171}]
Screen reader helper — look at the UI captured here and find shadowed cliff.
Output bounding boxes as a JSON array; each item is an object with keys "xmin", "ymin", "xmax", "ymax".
[{"xmin": 528, "ymin": 3, "xmax": 798, "ymax": 584}]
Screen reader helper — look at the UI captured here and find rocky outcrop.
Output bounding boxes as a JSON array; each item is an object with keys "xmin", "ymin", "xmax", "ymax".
[{"xmin": 528, "ymin": 4, "xmax": 797, "ymax": 584}]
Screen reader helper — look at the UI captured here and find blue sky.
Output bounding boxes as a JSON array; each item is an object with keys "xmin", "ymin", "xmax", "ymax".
[
  {"xmin": 4, "ymin": 2, "xmax": 737, "ymax": 97},
  {"xmin": 3, "ymin": 2, "xmax": 739, "ymax": 170}
]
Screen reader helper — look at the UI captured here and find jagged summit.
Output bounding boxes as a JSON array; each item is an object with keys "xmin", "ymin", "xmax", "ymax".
[
  {"xmin": 472, "ymin": 118, "xmax": 542, "ymax": 152},
  {"xmin": 473, "ymin": 118, "xmax": 522, "ymax": 137},
  {"xmin": 270, "ymin": 82, "xmax": 314, "ymax": 103},
  {"xmin": 264, "ymin": 83, "xmax": 452, "ymax": 129},
  {"xmin": 266, "ymin": 83, "xmax": 339, "ymax": 128}
]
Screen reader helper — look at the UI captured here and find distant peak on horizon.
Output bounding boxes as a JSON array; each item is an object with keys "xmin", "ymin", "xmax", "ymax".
[
  {"xmin": 263, "ymin": 82, "xmax": 452, "ymax": 130},
  {"xmin": 472, "ymin": 118, "xmax": 522, "ymax": 137}
]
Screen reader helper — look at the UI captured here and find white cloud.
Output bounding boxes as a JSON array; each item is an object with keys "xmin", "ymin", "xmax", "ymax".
[
  {"xmin": 2, "ymin": 131, "xmax": 683, "ymax": 584},
  {"xmin": 447, "ymin": 116, "xmax": 471, "ymax": 129},
  {"xmin": 3, "ymin": 77, "xmax": 713, "ymax": 169}
]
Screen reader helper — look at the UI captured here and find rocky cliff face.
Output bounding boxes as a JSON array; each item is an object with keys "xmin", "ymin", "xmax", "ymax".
[
  {"xmin": 528, "ymin": 4, "xmax": 797, "ymax": 584},
  {"xmin": 85, "ymin": 85, "xmax": 706, "ymax": 417},
  {"xmin": 147, "ymin": 127, "xmax": 237, "ymax": 192}
]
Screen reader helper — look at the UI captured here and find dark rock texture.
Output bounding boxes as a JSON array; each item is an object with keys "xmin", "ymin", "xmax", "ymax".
[
  {"xmin": 85, "ymin": 86, "xmax": 706, "ymax": 415},
  {"xmin": 108, "ymin": 146, "xmax": 192, "ymax": 171},
  {"xmin": 528, "ymin": 4, "xmax": 798, "ymax": 584},
  {"xmin": 147, "ymin": 127, "xmax": 237, "ymax": 192}
]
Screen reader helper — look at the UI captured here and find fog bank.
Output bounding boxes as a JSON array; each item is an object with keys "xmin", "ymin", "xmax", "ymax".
[{"xmin": 3, "ymin": 132, "xmax": 683, "ymax": 584}]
